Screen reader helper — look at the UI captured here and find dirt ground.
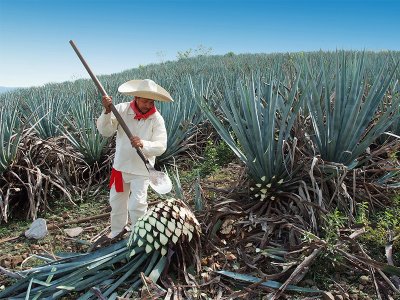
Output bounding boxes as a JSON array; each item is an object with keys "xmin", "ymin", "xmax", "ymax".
[{"xmin": 1, "ymin": 163, "xmax": 399, "ymax": 299}]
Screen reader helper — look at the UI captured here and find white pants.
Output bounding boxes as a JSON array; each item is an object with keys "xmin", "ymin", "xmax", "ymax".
[{"xmin": 109, "ymin": 173, "xmax": 150, "ymax": 238}]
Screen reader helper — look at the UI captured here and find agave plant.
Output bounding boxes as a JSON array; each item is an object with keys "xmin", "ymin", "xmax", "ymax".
[
  {"xmin": 303, "ymin": 52, "xmax": 400, "ymax": 168},
  {"xmin": 61, "ymin": 92, "xmax": 109, "ymax": 165},
  {"xmin": 19, "ymin": 88, "xmax": 69, "ymax": 140},
  {"xmin": 0, "ymin": 198, "xmax": 201, "ymax": 299},
  {"xmin": 386, "ymin": 66, "xmax": 400, "ymax": 137},
  {"xmin": 157, "ymin": 77, "xmax": 205, "ymax": 163},
  {"xmin": 0, "ymin": 105, "xmax": 23, "ymax": 222},
  {"xmin": 0, "ymin": 106, "xmax": 22, "ymax": 174},
  {"xmin": 194, "ymin": 72, "xmax": 303, "ymax": 188}
]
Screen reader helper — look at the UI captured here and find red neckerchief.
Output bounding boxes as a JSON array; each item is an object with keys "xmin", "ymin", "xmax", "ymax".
[
  {"xmin": 130, "ymin": 99, "xmax": 157, "ymax": 120},
  {"xmin": 109, "ymin": 168, "xmax": 124, "ymax": 192}
]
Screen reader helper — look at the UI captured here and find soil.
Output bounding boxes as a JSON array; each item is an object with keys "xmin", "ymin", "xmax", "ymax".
[{"xmin": 0, "ymin": 163, "xmax": 399, "ymax": 300}]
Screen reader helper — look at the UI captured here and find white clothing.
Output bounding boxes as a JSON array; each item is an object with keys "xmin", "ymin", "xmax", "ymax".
[
  {"xmin": 96, "ymin": 102, "xmax": 167, "ymax": 176},
  {"xmin": 96, "ymin": 101, "xmax": 167, "ymax": 237},
  {"xmin": 109, "ymin": 173, "xmax": 150, "ymax": 237}
]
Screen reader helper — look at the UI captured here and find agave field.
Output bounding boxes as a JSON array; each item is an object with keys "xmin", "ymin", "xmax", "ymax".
[{"xmin": 0, "ymin": 50, "xmax": 400, "ymax": 299}]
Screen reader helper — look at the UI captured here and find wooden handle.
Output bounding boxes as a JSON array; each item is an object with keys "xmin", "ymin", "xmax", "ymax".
[
  {"xmin": 69, "ymin": 40, "xmax": 133, "ymax": 140},
  {"xmin": 69, "ymin": 40, "xmax": 108, "ymax": 97},
  {"xmin": 136, "ymin": 147, "xmax": 149, "ymax": 164}
]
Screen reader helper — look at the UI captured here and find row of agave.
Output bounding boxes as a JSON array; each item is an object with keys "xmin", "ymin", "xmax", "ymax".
[
  {"xmin": 0, "ymin": 50, "xmax": 399, "ymax": 298},
  {"xmin": 0, "ymin": 50, "xmax": 399, "ymax": 223},
  {"xmin": 0, "ymin": 75, "xmax": 206, "ymax": 222}
]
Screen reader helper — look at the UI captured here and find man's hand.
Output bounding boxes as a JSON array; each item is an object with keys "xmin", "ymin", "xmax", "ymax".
[
  {"xmin": 130, "ymin": 136, "xmax": 143, "ymax": 148},
  {"xmin": 102, "ymin": 96, "xmax": 112, "ymax": 114}
]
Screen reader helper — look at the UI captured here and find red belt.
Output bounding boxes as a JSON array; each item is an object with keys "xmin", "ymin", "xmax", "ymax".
[{"xmin": 109, "ymin": 168, "xmax": 124, "ymax": 192}]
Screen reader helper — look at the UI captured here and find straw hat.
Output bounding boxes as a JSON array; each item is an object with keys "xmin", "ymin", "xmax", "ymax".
[{"xmin": 118, "ymin": 79, "xmax": 174, "ymax": 102}]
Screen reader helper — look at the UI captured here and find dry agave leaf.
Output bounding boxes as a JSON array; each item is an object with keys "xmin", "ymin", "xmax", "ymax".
[
  {"xmin": 226, "ymin": 252, "xmax": 237, "ymax": 261},
  {"xmin": 6, "ymin": 254, "xmax": 28, "ymax": 269},
  {"xmin": 140, "ymin": 272, "xmax": 166, "ymax": 299},
  {"xmin": 220, "ymin": 218, "xmax": 234, "ymax": 235}
]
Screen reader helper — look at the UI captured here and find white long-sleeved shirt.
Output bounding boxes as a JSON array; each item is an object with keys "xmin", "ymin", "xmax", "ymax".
[{"xmin": 96, "ymin": 102, "xmax": 167, "ymax": 176}]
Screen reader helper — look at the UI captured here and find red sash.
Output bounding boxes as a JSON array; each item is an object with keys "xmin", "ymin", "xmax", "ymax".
[{"xmin": 109, "ymin": 168, "xmax": 124, "ymax": 192}]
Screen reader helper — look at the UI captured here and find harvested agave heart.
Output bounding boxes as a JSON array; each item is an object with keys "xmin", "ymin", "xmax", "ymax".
[{"xmin": 128, "ymin": 197, "xmax": 201, "ymax": 258}]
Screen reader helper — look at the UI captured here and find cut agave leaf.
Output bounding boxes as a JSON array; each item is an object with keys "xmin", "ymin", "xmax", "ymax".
[
  {"xmin": 167, "ymin": 221, "xmax": 176, "ymax": 232},
  {"xmin": 148, "ymin": 216, "xmax": 157, "ymax": 226},
  {"xmin": 138, "ymin": 229, "xmax": 147, "ymax": 238},
  {"xmin": 145, "ymin": 244, "xmax": 153, "ymax": 254},
  {"xmin": 182, "ymin": 225, "xmax": 189, "ymax": 236},
  {"xmin": 165, "ymin": 228, "xmax": 172, "ymax": 238},
  {"xmin": 159, "ymin": 233, "xmax": 168, "ymax": 246},
  {"xmin": 171, "ymin": 235, "xmax": 178, "ymax": 244},
  {"xmin": 146, "ymin": 234, "xmax": 154, "ymax": 244},
  {"xmin": 180, "ymin": 209, "xmax": 187, "ymax": 219},
  {"xmin": 156, "ymin": 221, "xmax": 165, "ymax": 232},
  {"xmin": 132, "ymin": 233, "xmax": 138, "ymax": 242},
  {"xmin": 154, "ymin": 240, "xmax": 161, "ymax": 250},
  {"xmin": 216, "ymin": 270, "xmax": 321, "ymax": 293},
  {"xmin": 193, "ymin": 218, "xmax": 200, "ymax": 227},
  {"xmin": 187, "ymin": 231, "xmax": 193, "ymax": 242},
  {"xmin": 145, "ymin": 223, "xmax": 152, "ymax": 232}
]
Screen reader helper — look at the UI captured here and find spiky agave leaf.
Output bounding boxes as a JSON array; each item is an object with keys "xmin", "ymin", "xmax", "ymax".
[
  {"xmin": 302, "ymin": 51, "xmax": 400, "ymax": 167},
  {"xmin": 0, "ymin": 198, "xmax": 201, "ymax": 300},
  {"xmin": 61, "ymin": 95, "xmax": 109, "ymax": 165},
  {"xmin": 0, "ymin": 105, "xmax": 22, "ymax": 175},
  {"xmin": 193, "ymin": 72, "xmax": 303, "ymax": 186}
]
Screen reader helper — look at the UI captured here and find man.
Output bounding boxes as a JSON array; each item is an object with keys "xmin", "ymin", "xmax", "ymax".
[{"xmin": 97, "ymin": 79, "xmax": 173, "ymax": 238}]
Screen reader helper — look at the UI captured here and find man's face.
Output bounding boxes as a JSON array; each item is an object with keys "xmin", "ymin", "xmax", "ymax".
[{"xmin": 136, "ymin": 97, "xmax": 155, "ymax": 114}]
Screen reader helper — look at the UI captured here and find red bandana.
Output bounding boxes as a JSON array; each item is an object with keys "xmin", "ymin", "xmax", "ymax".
[{"xmin": 130, "ymin": 100, "xmax": 157, "ymax": 120}]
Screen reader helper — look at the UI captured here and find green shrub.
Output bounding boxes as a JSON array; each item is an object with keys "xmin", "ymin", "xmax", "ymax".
[
  {"xmin": 358, "ymin": 195, "xmax": 400, "ymax": 261},
  {"xmin": 197, "ymin": 140, "xmax": 236, "ymax": 177}
]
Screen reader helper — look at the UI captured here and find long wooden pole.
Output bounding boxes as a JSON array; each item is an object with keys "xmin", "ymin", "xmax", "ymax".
[
  {"xmin": 69, "ymin": 40, "xmax": 133, "ymax": 138},
  {"xmin": 69, "ymin": 40, "xmax": 150, "ymax": 165}
]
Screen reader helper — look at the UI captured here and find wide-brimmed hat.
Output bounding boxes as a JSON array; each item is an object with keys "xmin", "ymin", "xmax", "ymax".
[{"xmin": 118, "ymin": 79, "xmax": 174, "ymax": 102}]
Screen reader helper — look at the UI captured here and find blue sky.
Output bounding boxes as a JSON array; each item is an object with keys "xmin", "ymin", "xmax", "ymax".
[{"xmin": 1, "ymin": 0, "xmax": 399, "ymax": 87}]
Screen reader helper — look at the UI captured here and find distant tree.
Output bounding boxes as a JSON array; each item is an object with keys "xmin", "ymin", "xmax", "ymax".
[{"xmin": 177, "ymin": 45, "xmax": 213, "ymax": 60}]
